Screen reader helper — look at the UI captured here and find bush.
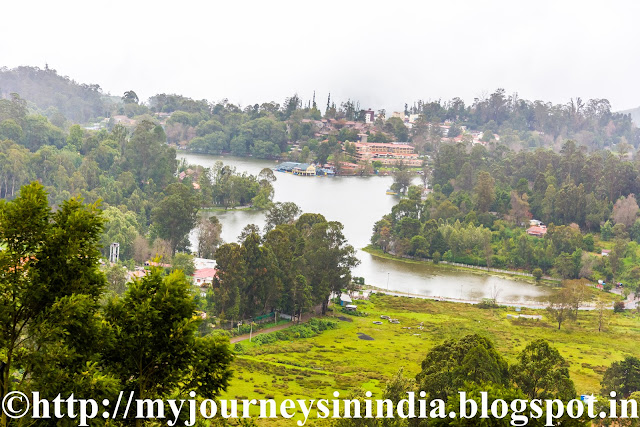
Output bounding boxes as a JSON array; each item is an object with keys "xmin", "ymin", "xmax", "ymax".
[
  {"xmin": 614, "ymin": 301, "xmax": 626, "ymax": 313},
  {"xmin": 477, "ymin": 298, "xmax": 498, "ymax": 309},
  {"xmin": 340, "ymin": 308, "xmax": 368, "ymax": 317},
  {"xmin": 532, "ymin": 268, "xmax": 543, "ymax": 282},
  {"xmin": 250, "ymin": 318, "xmax": 338, "ymax": 346}
]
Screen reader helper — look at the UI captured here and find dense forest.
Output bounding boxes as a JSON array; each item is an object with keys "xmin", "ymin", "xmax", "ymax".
[
  {"xmin": 3, "ymin": 66, "xmax": 639, "ymax": 165},
  {"xmin": 211, "ymin": 205, "xmax": 359, "ymax": 322},
  {"xmin": 373, "ymin": 139, "xmax": 640, "ymax": 289}
]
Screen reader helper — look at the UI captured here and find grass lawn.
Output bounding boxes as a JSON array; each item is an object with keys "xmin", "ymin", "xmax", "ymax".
[{"xmin": 220, "ymin": 294, "xmax": 640, "ymax": 425}]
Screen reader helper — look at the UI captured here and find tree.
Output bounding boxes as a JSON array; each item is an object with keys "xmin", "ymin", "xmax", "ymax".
[
  {"xmin": 197, "ymin": 215, "xmax": 223, "ymax": 259},
  {"xmin": 510, "ymin": 191, "xmax": 532, "ymax": 226},
  {"xmin": 546, "ymin": 289, "xmax": 576, "ymax": 330},
  {"xmin": 533, "ymin": 267, "xmax": 543, "ymax": 283},
  {"xmin": 391, "ymin": 162, "xmax": 412, "ymax": 194},
  {"xmin": 100, "ymin": 206, "xmax": 139, "ymax": 260},
  {"xmin": 172, "ymin": 252, "xmax": 195, "ymax": 276},
  {"xmin": 380, "ymin": 368, "xmax": 415, "ymax": 427},
  {"xmin": 613, "ymin": 194, "xmax": 639, "ymax": 229},
  {"xmin": 415, "ymin": 334, "xmax": 509, "ymax": 400},
  {"xmin": 602, "ymin": 356, "xmax": 640, "ymax": 398},
  {"xmin": 264, "ymin": 202, "xmax": 301, "ymax": 232},
  {"xmin": 596, "ymin": 298, "xmax": 611, "ymax": 332},
  {"xmin": 123, "ymin": 120, "xmax": 176, "ymax": 189},
  {"xmin": 122, "ymin": 90, "xmax": 139, "ymax": 104},
  {"xmin": 511, "ymin": 339, "xmax": 576, "ymax": 400},
  {"xmin": 303, "ymin": 220, "xmax": 360, "ymax": 314},
  {"xmin": 0, "ymin": 182, "xmax": 116, "ymax": 426},
  {"xmin": 474, "ymin": 171, "xmax": 495, "ymax": 213},
  {"xmin": 152, "ymin": 182, "xmax": 200, "ymax": 255},
  {"xmin": 105, "ymin": 263, "xmax": 128, "ymax": 295},
  {"xmin": 103, "ymin": 267, "xmax": 233, "ymax": 405}
]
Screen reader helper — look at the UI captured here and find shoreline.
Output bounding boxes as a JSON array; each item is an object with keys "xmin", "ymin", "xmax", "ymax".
[
  {"xmin": 200, "ymin": 205, "xmax": 255, "ymax": 212},
  {"xmin": 361, "ymin": 245, "xmax": 561, "ymax": 286}
]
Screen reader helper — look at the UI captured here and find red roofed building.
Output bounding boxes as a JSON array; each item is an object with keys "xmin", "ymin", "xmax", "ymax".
[
  {"xmin": 353, "ymin": 142, "xmax": 422, "ymax": 167},
  {"xmin": 193, "ymin": 268, "xmax": 218, "ymax": 286},
  {"xmin": 526, "ymin": 225, "xmax": 547, "ymax": 237}
]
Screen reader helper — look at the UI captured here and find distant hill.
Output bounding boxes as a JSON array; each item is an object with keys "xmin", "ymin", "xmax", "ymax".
[
  {"xmin": 0, "ymin": 66, "xmax": 113, "ymax": 123},
  {"xmin": 619, "ymin": 106, "xmax": 640, "ymax": 126}
]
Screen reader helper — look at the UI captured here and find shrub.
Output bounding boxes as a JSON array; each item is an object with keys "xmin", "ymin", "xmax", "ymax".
[{"xmin": 613, "ymin": 301, "xmax": 626, "ymax": 313}]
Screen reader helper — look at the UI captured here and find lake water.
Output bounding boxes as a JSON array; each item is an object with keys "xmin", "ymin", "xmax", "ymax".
[{"xmin": 180, "ymin": 153, "xmax": 551, "ymax": 303}]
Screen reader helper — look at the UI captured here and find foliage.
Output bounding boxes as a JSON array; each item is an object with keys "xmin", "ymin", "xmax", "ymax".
[
  {"xmin": 104, "ymin": 266, "xmax": 233, "ymax": 399},
  {"xmin": 250, "ymin": 318, "xmax": 338, "ymax": 346},
  {"xmin": 202, "ymin": 161, "xmax": 274, "ymax": 209},
  {"xmin": 213, "ymin": 215, "xmax": 359, "ymax": 321},
  {"xmin": 510, "ymin": 339, "xmax": 575, "ymax": 400},
  {"xmin": 152, "ymin": 182, "xmax": 200, "ymax": 255},
  {"xmin": 415, "ymin": 334, "xmax": 509, "ymax": 400},
  {"xmin": 601, "ymin": 356, "xmax": 640, "ymax": 398},
  {"xmin": 197, "ymin": 215, "xmax": 223, "ymax": 258},
  {"xmin": 172, "ymin": 252, "xmax": 196, "ymax": 276}
]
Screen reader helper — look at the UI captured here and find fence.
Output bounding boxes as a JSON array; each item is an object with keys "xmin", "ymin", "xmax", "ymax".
[{"xmin": 219, "ymin": 311, "xmax": 286, "ymax": 330}]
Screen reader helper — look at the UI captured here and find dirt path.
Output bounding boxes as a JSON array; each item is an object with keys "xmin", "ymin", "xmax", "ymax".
[{"xmin": 229, "ymin": 312, "xmax": 317, "ymax": 344}]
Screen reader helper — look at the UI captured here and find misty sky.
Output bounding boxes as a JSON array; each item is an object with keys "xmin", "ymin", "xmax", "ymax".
[{"xmin": 2, "ymin": 0, "xmax": 639, "ymax": 112}]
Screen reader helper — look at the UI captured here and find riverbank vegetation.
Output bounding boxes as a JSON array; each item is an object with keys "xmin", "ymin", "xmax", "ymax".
[{"xmin": 371, "ymin": 140, "xmax": 640, "ymax": 296}]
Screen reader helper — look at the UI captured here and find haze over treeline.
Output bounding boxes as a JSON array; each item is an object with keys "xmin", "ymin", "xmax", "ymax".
[
  {"xmin": 2, "ymin": 1, "xmax": 639, "ymax": 113},
  {"xmin": 1, "ymin": 65, "xmax": 637, "ymax": 154}
]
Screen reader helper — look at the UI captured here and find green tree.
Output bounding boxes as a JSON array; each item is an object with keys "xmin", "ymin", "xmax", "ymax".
[
  {"xmin": 152, "ymin": 183, "xmax": 200, "ymax": 255},
  {"xmin": 172, "ymin": 252, "xmax": 195, "ymax": 276},
  {"xmin": 0, "ymin": 119, "xmax": 23, "ymax": 142},
  {"xmin": 122, "ymin": 90, "xmax": 139, "ymax": 104},
  {"xmin": 546, "ymin": 289, "xmax": 576, "ymax": 330},
  {"xmin": 391, "ymin": 162, "xmax": 412, "ymax": 194},
  {"xmin": 101, "ymin": 206, "xmax": 139, "ymax": 260},
  {"xmin": 197, "ymin": 215, "xmax": 223, "ymax": 259},
  {"xmin": 265, "ymin": 202, "xmax": 301, "ymax": 232},
  {"xmin": 474, "ymin": 171, "xmax": 495, "ymax": 213},
  {"xmin": 303, "ymin": 220, "xmax": 360, "ymax": 314},
  {"xmin": 511, "ymin": 339, "xmax": 576, "ymax": 400},
  {"xmin": 105, "ymin": 263, "xmax": 128, "ymax": 295},
  {"xmin": 415, "ymin": 334, "xmax": 509, "ymax": 400},
  {"xmin": 104, "ymin": 267, "xmax": 233, "ymax": 404},
  {"xmin": 601, "ymin": 356, "xmax": 640, "ymax": 398},
  {"xmin": 0, "ymin": 182, "xmax": 116, "ymax": 426}
]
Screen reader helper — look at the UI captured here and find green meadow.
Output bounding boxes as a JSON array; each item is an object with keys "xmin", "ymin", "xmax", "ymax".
[{"xmin": 220, "ymin": 294, "xmax": 639, "ymax": 425}]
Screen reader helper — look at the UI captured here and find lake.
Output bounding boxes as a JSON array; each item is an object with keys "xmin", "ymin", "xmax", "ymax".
[{"xmin": 180, "ymin": 153, "xmax": 551, "ymax": 304}]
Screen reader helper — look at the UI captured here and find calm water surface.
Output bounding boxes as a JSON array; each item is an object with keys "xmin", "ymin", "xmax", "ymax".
[{"xmin": 180, "ymin": 153, "xmax": 550, "ymax": 303}]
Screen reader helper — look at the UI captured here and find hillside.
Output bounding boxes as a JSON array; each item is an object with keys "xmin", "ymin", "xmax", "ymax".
[
  {"xmin": 0, "ymin": 65, "xmax": 111, "ymax": 123},
  {"xmin": 619, "ymin": 106, "xmax": 640, "ymax": 126}
]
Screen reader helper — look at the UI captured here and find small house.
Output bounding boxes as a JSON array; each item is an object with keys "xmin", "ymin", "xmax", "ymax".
[
  {"xmin": 526, "ymin": 225, "xmax": 547, "ymax": 237},
  {"xmin": 602, "ymin": 249, "xmax": 611, "ymax": 257},
  {"xmin": 193, "ymin": 268, "xmax": 218, "ymax": 287},
  {"xmin": 339, "ymin": 294, "xmax": 352, "ymax": 306},
  {"xmin": 292, "ymin": 163, "xmax": 316, "ymax": 176}
]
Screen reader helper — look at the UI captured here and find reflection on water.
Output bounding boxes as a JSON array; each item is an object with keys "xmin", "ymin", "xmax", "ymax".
[{"xmin": 182, "ymin": 153, "xmax": 551, "ymax": 303}]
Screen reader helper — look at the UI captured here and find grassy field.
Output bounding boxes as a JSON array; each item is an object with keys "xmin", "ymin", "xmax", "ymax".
[{"xmin": 220, "ymin": 294, "xmax": 639, "ymax": 425}]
